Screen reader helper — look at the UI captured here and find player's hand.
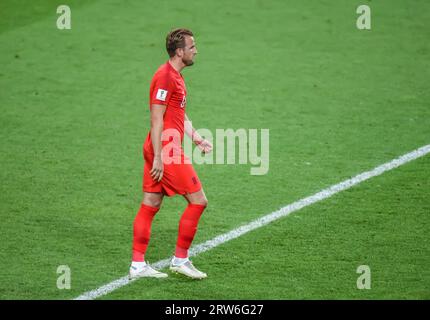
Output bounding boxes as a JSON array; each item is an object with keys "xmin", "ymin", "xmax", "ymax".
[
  {"xmin": 196, "ymin": 139, "xmax": 213, "ymax": 154},
  {"xmin": 150, "ymin": 156, "xmax": 164, "ymax": 182}
]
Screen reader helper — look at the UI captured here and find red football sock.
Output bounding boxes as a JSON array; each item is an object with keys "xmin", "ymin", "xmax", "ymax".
[
  {"xmin": 132, "ymin": 203, "xmax": 159, "ymax": 262},
  {"xmin": 175, "ymin": 203, "xmax": 206, "ymax": 258}
]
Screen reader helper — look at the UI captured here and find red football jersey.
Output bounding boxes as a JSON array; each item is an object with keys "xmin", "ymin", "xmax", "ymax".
[
  {"xmin": 142, "ymin": 61, "xmax": 201, "ymax": 196},
  {"xmin": 144, "ymin": 61, "xmax": 187, "ymax": 154}
]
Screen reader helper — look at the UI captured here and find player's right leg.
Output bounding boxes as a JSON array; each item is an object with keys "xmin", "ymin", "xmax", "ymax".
[
  {"xmin": 130, "ymin": 192, "xmax": 167, "ymax": 279},
  {"xmin": 170, "ymin": 189, "xmax": 208, "ymax": 279}
]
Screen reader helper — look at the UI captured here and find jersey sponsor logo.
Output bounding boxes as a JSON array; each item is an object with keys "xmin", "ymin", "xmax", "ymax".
[{"xmin": 156, "ymin": 89, "xmax": 168, "ymax": 101}]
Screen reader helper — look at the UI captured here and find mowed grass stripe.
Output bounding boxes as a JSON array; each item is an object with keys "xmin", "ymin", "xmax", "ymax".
[
  {"xmin": 102, "ymin": 154, "xmax": 430, "ymax": 300},
  {"xmin": 74, "ymin": 144, "xmax": 430, "ymax": 300}
]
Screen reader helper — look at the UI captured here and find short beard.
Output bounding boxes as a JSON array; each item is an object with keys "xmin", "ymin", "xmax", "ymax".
[{"xmin": 182, "ymin": 58, "xmax": 194, "ymax": 66}]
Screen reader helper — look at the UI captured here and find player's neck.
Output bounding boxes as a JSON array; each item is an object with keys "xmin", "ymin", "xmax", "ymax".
[{"xmin": 168, "ymin": 58, "xmax": 185, "ymax": 73}]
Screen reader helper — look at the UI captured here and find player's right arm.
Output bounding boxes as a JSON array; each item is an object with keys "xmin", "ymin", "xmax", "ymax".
[{"xmin": 150, "ymin": 104, "xmax": 166, "ymax": 182}]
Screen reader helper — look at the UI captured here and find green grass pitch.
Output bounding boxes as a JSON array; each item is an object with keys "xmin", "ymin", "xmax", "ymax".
[{"xmin": 0, "ymin": 0, "xmax": 429, "ymax": 299}]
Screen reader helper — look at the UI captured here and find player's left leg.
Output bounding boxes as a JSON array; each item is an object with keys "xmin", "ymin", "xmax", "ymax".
[{"xmin": 170, "ymin": 189, "xmax": 208, "ymax": 279}]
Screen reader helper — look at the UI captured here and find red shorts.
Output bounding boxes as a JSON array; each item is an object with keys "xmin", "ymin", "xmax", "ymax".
[{"xmin": 142, "ymin": 147, "xmax": 202, "ymax": 196}]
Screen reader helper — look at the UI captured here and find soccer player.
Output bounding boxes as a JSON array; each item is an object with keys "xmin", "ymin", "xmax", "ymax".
[{"xmin": 129, "ymin": 28, "xmax": 213, "ymax": 280}]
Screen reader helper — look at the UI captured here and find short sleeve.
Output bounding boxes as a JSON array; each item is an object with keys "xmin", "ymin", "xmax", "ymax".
[{"xmin": 150, "ymin": 73, "xmax": 175, "ymax": 105}]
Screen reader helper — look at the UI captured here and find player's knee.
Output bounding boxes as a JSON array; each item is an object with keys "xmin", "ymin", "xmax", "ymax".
[
  {"xmin": 185, "ymin": 190, "xmax": 208, "ymax": 207},
  {"xmin": 189, "ymin": 197, "xmax": 207, "ymax": 207},
  {"xmin": 197, "ymin": 196, "xmax": 208, "ymax": 207},
  {"xmin": 143, "ymin": 193, "xmax": 163, "ymax": 208},
  {"xmin": 142, "ymin": 195, "xmax": 163, "ymax": 208},
  {"xmin": 148, "ymin": 200, "xmax": 162, "ymax": 208},
  {"xmin": 146, "ymin": 199, "xmax": 162, "ymax": 208}
]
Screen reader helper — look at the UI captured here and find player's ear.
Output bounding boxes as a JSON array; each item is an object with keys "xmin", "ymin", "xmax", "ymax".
[{"xmin": 176, "ymin": 47, "xmax": 184, "ymax": 58}]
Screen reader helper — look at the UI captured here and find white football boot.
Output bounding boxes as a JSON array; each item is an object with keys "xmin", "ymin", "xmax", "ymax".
[
  {"xmin": 169, "ymin": 258, "xmax": 207, "ymax": 279},
  {"xmin": 129, "ymin": 262, "xmax": 168, "ymax": 279}
]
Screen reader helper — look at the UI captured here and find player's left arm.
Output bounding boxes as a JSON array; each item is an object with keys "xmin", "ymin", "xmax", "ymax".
[{"xmin": 184, "ymin": 113, "xmax": 213, "ymax": 153}]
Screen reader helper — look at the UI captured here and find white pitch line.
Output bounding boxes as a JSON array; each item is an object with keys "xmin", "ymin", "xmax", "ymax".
[{"xmin": 74, "ymin": 144, "xmax": 430, "ymax": 300}]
